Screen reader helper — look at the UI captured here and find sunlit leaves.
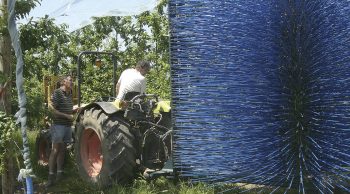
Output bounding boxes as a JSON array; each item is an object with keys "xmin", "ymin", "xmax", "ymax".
[
  {"xmin": 15, "ymin": 0, "xmax": 41, "ymax": 19},
  {"xmin": 19, "ymin": 17, "xmax": 70, "ymax": 78},
  {"xmin": 13, "ymin": 0, "xmax": 171, "ymax": 127}
]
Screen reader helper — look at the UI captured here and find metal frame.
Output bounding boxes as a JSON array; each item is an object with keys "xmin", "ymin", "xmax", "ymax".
[{"xmin": 77, "ymin": 51, "xmax": 117, "ymax": 107}]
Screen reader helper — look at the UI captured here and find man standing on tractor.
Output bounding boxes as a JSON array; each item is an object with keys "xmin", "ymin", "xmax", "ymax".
[
  {"xmin": 46, "ymin": 76, "xmax": 75, "ymax": 187},
  {"xmin": 115, "ymin": 60, "xmax": 157, "ymax": 176},
  {"xmin": 116, "ymin": 61, "xmax": 151, "ymax": 100}
]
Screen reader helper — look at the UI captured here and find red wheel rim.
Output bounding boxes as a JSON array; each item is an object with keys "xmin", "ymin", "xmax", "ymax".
[
  {"xmin": 80, "ymin": 128, "xmax": 103, "ymax": 177},
  {"xmin": 38, "ymin": 139, "xmax": 49, "ymax": 165}
]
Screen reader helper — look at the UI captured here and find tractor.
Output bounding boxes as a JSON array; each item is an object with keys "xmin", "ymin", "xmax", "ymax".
[{"xmin": 36, "ymin": 51, "xmax": 173, "ymax": 187}]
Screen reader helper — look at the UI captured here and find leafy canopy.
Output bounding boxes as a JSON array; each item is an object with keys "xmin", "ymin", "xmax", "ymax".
[{"xmin": 14, "ymin": 0, "xmax": 170, "ymax": 129}]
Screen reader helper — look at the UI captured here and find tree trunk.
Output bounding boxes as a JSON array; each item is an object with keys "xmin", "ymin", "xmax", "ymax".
[
  {"xmin": 1, "ymin": 156, "xmax": 14, "ymax": 194},
  {"xmin": 0, "ymin": 0, "xmax": 12, "ymax": 114},
  {"xmin": 0, "ymin": 30, "xmax": 12, "ymax": 113},
  {"xmin": 0, "ymin": 0, "xmax": 14, "ymax": 193}
]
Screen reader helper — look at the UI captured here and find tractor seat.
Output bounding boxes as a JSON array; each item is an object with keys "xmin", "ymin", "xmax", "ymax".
[{"xmin": 124, "ymin": 92, "xmax": 140, "ymax": 101}]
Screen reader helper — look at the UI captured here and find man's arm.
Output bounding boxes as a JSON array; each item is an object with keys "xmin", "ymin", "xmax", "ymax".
[{"xmin": 115, "ymin": 82, "xmax": 121, "ymax": 97}]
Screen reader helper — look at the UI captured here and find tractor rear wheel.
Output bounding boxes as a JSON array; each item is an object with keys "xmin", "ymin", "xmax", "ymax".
[{"xmin": 75, "ymin": 107, "xmax": 137, "ymax": 187}]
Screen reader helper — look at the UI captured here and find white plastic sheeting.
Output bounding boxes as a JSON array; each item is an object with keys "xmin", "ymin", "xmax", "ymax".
[{"xmin": 20, "ymin": 0, "xmax": 158, "ymax": 32}]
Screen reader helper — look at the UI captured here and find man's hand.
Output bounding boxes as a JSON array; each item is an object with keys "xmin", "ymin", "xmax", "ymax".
[
  {"xmin": 73, "ymin": 105, "xmax": 80, "ymax": 113},
  {"xmin": 49, "ymin": 103, "xmax": 75, "ymax": 121},
  {"xmin": 66, "ymin": 114, "xmax": 74, "ymax": 121}
]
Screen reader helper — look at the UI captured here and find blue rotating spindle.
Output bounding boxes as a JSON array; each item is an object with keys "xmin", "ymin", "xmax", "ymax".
[{"xmin": 169, "ymin": 1, "xmax": 350, "ymax": 193}]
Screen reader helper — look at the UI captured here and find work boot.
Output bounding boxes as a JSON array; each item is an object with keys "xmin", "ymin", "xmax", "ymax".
[
  {"xmin": 143, "ymin": 168, "xmax": 155, "ymax": 179},
  {"xmin": 56, "ymin": 171, "xmax": 63, "ymax": 182},
  {"xmin": 45, "ymin": 174, "xmax": 55, "ymax": 188}
]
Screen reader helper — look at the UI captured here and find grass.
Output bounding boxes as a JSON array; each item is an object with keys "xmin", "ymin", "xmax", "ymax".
[
  {"xmin": 12, "ymin": 130, "xmax": 302, "ymax": 194},
  {"xmin": 15, "ymin": 130, "xmax": 219, "ymax": 194}
]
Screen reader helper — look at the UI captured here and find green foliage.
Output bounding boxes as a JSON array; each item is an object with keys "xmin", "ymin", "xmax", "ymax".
[
  {"xmin": 15, "ymin": 0, "xmax": 41, "ymax": 19},
  {"xmin": 0, "ymin": 3, "xmax": 8, "ymax": 36},
  {"xmin": 24, "ymin": 77, "xmax": 46, "ymax": 129},
  {"xmin": 0, "ymin": 71, "xmax": 6, "ymax": 83},
  {"xmin": 57, "ymin": 0, "xmax": 172, "ymax": 102},
  {"xmin": 0, "ymin": 112, "xmax": 18, "ymax": 174},
  {"xmin": 80, "ymin": 62, "xmax": 115, "ymax": 103},
  {"xmin": 10, "ymin": 2, "xmax": 172, "ymax": 188},
  {"xmin": 1, "ymin": 0, "xmax": 40, "ymax": 36},
  {"xmin": 19, "ymin": 17, "xmax": 71, "ymax": 78},
  {"xmin": 10, "ymin": 76, "xmax": 47, "ymax": 129},
  {"xmin": 11, "ymin": 0, "xmax": 171, "ymax": 134}
]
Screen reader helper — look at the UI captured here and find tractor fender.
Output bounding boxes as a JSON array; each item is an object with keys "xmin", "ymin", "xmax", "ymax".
[
  {"xmin": 76, "ymin": 101, "xmax": 122, "ymax": 120},
  {"xmin": 94, "ymin": 102, "xmax": 121, "ymax": 114}
]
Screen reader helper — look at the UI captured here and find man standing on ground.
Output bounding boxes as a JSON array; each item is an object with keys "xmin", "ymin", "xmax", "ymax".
[{"xmin": 46, "ymin": 76, "xmax": 74, "ymax": 187}]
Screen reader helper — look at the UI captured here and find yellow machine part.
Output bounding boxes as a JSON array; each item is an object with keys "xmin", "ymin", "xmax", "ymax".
[
  {"xmin": 110, "ymin": 99, "xmax": 124, "ymax": 110},
  {"xmin": 43, "ymin": 75, "xmax": 78, "ymax": 105},
  {"xmin": 154, "ymin": 100, "xmax": 171, "ymax": 115},
  {"xmin": 110, "ymin": 99, "xmax": 171, "ymax": 114}
]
